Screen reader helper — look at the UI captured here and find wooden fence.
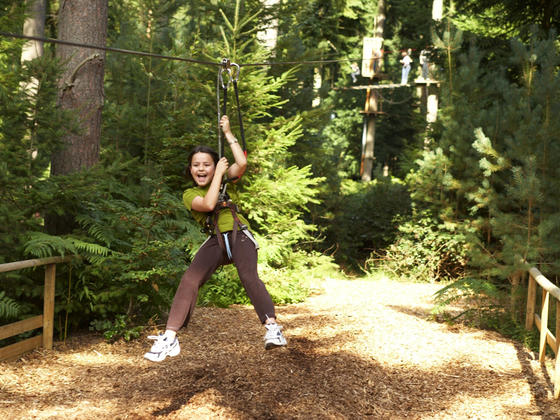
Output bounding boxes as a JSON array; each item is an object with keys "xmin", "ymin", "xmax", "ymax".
[
  {"xmin": 0, "ymin": 256, "xmax": 74, "ymax": 361},
  {"xmin": 525, "ymin": 266, "xmax": 560, "ymax": 398}
]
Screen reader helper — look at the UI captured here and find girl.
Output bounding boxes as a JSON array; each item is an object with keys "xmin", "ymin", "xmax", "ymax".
[{"xmin": 144, "ymin": 115, "xmax": 287, "ymax": 362}]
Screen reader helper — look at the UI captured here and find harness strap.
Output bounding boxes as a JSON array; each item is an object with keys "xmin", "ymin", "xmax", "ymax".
[
  {"xmin": 232, "ymin": 79, "xmax": 246, "ymax": 155},
  {"xmin": 217, "ymin": 59, "xmax": 245, "ymax": 159},
  {"xmin": 209, "ymin": 198, "xmax": 247, "ymax": 261}
]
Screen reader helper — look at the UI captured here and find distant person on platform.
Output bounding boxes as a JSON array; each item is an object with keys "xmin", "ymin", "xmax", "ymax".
[
  {"xmin": 400, "ymin": 49, "xmax": 412, "ymax": 85},
  {"xmin": 419, "ymin": 46, "xmax": 430, "ymax": 80},
  {"xmin": 350, "ymin": 62, "xmax": 360, "ymax": 83}
]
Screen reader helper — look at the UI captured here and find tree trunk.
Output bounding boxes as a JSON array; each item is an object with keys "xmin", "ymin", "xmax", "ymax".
[
  {"xmin": 361, "ymin": 0, "xmax": 385, "ymax": 181},
  {"xmin": 257, "ymin": 0, "xmax": 280, "ymax": 53},
  {"xmin": 21, "ymin": 0, "xmax": 46, "ymax": 162},
  {"xmin": 52, "ymin": 0, "xmax": 108, "ymax": 175},
  {"xmin": 374, "ymin": 0, "xmax": 385, "ymax": 38},
  {"xmin": 47, "ymin": 0, "xmax": 107, "ymax": 234},
  {"xmin": 21, "ymin": 0, "xmax": 46, "ymax": 64}
]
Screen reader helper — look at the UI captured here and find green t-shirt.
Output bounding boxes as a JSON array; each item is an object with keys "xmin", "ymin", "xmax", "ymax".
[{"xmin": 183, "ymin": 184, "xmax": 250, "ymax": 234}]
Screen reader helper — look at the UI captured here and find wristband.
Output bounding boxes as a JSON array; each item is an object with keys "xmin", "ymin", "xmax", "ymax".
[{"xmin": 228, "ymin": 139, "xmax": 238, "ymax": 145}]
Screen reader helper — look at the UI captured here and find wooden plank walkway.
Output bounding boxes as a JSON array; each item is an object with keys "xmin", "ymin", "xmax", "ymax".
[{"xmin": 338, "ymin": 79, "xmax": 440, "ymax": 90}]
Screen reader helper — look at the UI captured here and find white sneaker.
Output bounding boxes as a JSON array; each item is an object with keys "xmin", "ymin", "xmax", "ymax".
[
  {"xmin": 264, "ymin": 323, "xmax": 287, "ymax": 350},
  {"xmin": 144, "ymin": 334, "xmax": 180, "ymax": 362}
]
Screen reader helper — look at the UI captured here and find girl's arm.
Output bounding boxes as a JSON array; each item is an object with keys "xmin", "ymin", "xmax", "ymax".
[
  {"xmin": 220, "ymin": 115, "xmax": 247, "ymax": 180},
  {"xmin": 190, "ymin": 157, "xmax": 229, "ymax": 212}
]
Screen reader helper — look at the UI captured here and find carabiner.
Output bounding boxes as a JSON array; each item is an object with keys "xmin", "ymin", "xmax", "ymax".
[
  {"xmin": 230, "ymin": 63, "xmax": 240, "ymax": 83},
  {"xmin": 218, "ymin": 58, "xmax": 235, "ymax": 89}
]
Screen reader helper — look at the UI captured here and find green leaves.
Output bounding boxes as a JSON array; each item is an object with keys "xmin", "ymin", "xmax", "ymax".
[
  {"xmin": 0, "ymin": 291, "xmax": 21, "ymax": 320},
  {"xmin": 24, "ymin": 232, "xmax": 111, "ymax": 260}
]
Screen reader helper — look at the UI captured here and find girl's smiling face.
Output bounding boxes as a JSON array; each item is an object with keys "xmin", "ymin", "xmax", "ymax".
[{"xmin": 190, "ymin": 152, "xmax": 216, "ymax": 186}]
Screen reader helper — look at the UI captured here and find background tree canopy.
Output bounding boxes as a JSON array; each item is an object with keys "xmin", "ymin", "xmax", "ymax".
[{"xmin": 1, "ymin": 0, "xmax": 559, "ymax": 341}]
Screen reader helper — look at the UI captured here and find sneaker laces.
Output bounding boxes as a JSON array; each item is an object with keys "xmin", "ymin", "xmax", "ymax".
[
  {"xmin": 264, "ymin": 323, "xmax": 283, "ymax": 340},
  {"xmin": 147, "ymin": 334, "xmax": 173, "ymax": 352},
  {"xmin": 147, "ymin": 335, "xmax": 162, "ymax": 340}
]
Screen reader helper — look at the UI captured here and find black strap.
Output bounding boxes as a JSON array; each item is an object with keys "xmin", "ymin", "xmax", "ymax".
[
  {"xmin": 220, "ymin": 84, "xmax": 227, "ymax": 158},
  {"xmin": 217, "ymin": 59, "xmax": 246, "ymax": 158},
  {"xmin": 232, "ymin": 79, "xmax": 246, "ymax": 155}
]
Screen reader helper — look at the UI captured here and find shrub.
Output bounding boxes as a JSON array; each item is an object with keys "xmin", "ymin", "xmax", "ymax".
[
  {"xmin": 327, "ymin": 178, "xmax": 412, "ymax": 270},
  {"xmin": 367, "ymin": 209, "xmax": 467, "ymax": 282}
]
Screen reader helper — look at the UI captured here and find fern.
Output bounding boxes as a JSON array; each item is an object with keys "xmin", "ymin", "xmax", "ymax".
[
  {"xmin": 23, "ymin": 232, "xmax": 111, "ymax": 261},
  {"xmin": 68, "ymin": 238, "xmax": 111, "ymax": 257},
  {"xmin": 24, "ymin": 232, "xmax": 76, "ymax": 258},
  {"xmin": 0, "ymin": 291, "xmax": 21, "ymax": 320}
]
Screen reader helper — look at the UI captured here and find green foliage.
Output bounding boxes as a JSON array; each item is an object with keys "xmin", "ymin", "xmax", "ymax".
[
  {"xmin": 406, "ymin": 30, "xmax": 560, "ymax": 330},
  {"xmin": 8, "ymin": 162, "xmax": 203, "ymax": 333},
  {"xmin": 261, "ymin": 249, "xmax": 339, "ymax": 303},
  {"xmin": 434, "ymin": 275, "xmax": 500, "ymax": 312},
  {"xmin": 327, "ymin": 178, "xmax": 412, "ymax": 270},
  {"xmin": 23, "ymin": 232, "xmax": 111, "ymax": 260},
  {"xmin": 0, "ymin": 0, "xmax": 338, "ymax": 341},
  {"xmin": 0, "ymin": 291, "xmax": 21, "ymax": 320},
  {"xmin": 90, "ymin": 314, "xmax": 143, "ymax": 342},
  {"xmin": 198, "ymin": 245, "xmax": 338, "ymax": 307},
  {"xmin": 198, "ymin": 266, "xmax": 251, "ymax": 308},
  {"xmin": 367, "ymin": 210, "xmax": 468, "ymax": 282},
  {"xmin": 433, "ymin": 276, "xmax": 541, "ymax": 352},
  {"xmin": 0, "ymin": 53, "xmax": 70, "ymax": 262},
  {"xmin": 455, "ymin": 0, "xmax": 559, "ymax": 38},
  {"xmin": 2, "ymin": 0, "xmax": 556, "ymax": 345}
]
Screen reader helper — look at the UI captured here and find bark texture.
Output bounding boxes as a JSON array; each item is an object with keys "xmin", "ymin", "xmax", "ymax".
[
  {"xmin": 52, "ymin": 0, "xmax": 108, "ymax": 175},
  {"xmin": 47, "ymin": 0, "xmax": 108, "ymax": 234}
]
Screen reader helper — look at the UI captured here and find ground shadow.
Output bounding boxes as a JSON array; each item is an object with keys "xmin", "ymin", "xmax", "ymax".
[{"xmin": 1, "ymin": 303, "xmax": 552, "ymax": 419}]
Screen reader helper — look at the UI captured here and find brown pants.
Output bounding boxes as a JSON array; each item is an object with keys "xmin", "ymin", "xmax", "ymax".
[{"xmin": 166, "ymin": 230, "xmax": 276, "ymax": 331}]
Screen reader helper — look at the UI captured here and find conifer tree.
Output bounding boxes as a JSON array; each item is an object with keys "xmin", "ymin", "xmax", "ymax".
[{"xmin": 408, "ymin": 31, "xmax": 560, "ymax": 315}]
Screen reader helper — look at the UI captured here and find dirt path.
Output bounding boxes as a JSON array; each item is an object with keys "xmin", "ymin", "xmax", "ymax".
[{"xmin": 1, "ymin": 277, "xmax": 560, "ymax": 419}]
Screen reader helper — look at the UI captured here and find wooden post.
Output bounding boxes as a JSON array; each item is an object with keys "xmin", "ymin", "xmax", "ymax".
[
  {"xmin": 555, "ymin": 355, "xmax": 560, "ymax": 398},
  {"xmin": 361, "ymin": 87, "xmax": 377, "ymax": 182},
  {"xmin": 556, "ymin": 300, "xmax": 560, "ymax": 353},
  {"xmin": 360, "ymin": 0, "xmax": 384, "ymax": 182},
  {"xmin": 539, "ymin": 290, "xmax": 550, "ymax": 364},
  {"xmin": 43, "ymin": 263, "xmax": 56, "ymax": 350},
  {"xmin": 362, "ymin": 114, "xmax": 376, "ymax": 181},
  {"xmin": 526, "ymin": 273, "xmax": 536, "ymax": 330},
  {"xmin": 555, "ymin": 300, "xmax": 560, "ymax": 398}
]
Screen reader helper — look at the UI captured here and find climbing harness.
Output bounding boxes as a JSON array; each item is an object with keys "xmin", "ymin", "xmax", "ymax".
[{"xmin": 206, "ymin": 180, "xmax": 248, "ymax": 259}]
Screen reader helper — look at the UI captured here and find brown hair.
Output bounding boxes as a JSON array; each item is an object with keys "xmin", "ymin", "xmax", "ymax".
[{"xmin": 185, "ymin": 145, "xmax": 219, "ymax": 182}]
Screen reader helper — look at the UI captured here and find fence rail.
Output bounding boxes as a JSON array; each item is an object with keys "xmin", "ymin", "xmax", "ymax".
[
  {"xmin": 525, "ymin": 266, "xmax": 560, "ymax": 398},
  {"xmin": 0, "ymin": 256, "xmax": 74, "ymax": 361}
]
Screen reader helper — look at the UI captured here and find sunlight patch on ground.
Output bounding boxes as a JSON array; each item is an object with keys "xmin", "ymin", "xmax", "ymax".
[
  {"xmin": 62, "ymin": 348, "xmax": 136, "ymax": 366},
  {"xmin": 423, "ymin": 388, "xmax": 539, "ymax": 420},
  {"xmin": 175, "ymin": 388, "xmax": 247, "ymax": 419}
]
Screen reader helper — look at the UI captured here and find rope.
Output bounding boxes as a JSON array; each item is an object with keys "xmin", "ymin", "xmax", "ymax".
[
  {"xmin": 232, "ymin": 79, "xmax": 246, "ymax": 155},
  {"xmin": 0, "ymin": 31, "xmax": 383, "ymax": 68},
  {"xmin": 0, "ymin": 31, "xmax": 220, "ymax": 66}
]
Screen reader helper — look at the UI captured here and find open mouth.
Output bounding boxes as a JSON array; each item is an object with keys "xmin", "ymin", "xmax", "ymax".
[{"xmin": 195, "ymin": 174, "xmax": 208, "ymax": 184}]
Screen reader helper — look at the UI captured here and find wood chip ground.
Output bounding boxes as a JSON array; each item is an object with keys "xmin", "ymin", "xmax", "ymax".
[{"xmin": 2, "ymin": 277, "xmax": 560, "ymax": 419}]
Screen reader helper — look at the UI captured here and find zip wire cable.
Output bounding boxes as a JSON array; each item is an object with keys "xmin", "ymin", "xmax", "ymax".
[
  {"xmin": 0, "ymin": 31, "xmax": 221, "ymax": 67},
  {"xmin": 0, "ymin": 31, "xmax": 365, "ymax": 68}
]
